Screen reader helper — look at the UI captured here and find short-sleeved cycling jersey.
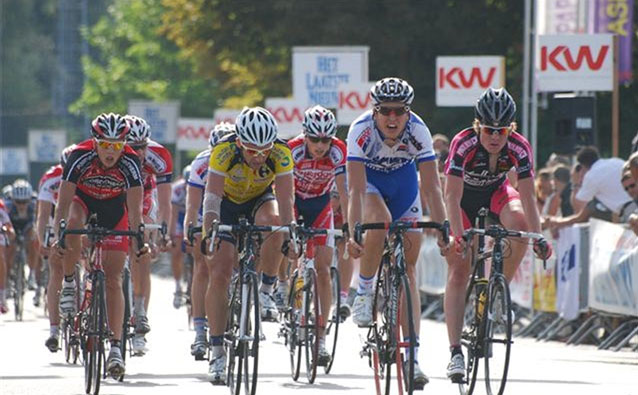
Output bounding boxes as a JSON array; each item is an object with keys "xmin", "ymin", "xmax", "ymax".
[
  {"xmin": 288, "ymin": 134, "xmax": 346, "ymax": 199},
  {"xmin": 6, "ymin": 199, "xmax": 36, "ymax": 233},
  {"xmin": 0, "ymin": 200, "xmax": 11, "ymax": 225},
  {"xmin": 188, "ymin": 149, "xmax": 211, "ymax": 190},
  {"xmin": 171, "ymin": 178, "xmax": 187, "ymax": 210},
  {"xmin": 38, "ymin": 164, "xmax": 63, "ymax": 205},
  {"xmin": 142, "ymin": 140, "xmax": 174, "ymax": 185},
  {"xmin": 346, "ymin": 110, "xmax": 436, "ymax": 173},
  {"xmin": 63, "ymin": 139, "xmax": 143, "ymax": 200},
  {"xmin": 208, "ymin": 134, "xmax": 294, "ymax": 204},
  {"xmin": 445, "ymin": 127, "xmax": 534, "ymax": 192}
]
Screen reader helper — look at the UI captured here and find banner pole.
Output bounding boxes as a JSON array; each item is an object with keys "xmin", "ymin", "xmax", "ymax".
[{"xmin": 612, "ymin": 35, "xmax": 619, "ymax": 157}]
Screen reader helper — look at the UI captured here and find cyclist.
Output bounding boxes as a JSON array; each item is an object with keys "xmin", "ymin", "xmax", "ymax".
[
  {"xmin": 124, "ymin": 115, "xmax": 174, "ymax": 355},
  {"xmin": 170, "ymin": 165, "xmax": 189, "ymax": 309},
  {"xmin": 183, "ymin": 122, "xmax": 234, "ymax": 360},
  {"xmin": 346, "ymin": 77, "xmax": 449, "ymax": 388},
  {"xmin": 286, "ymin": 105, "xmax": 348, "ymax": 366},
  {"xmin": 36, "ymin": 163, "xmax": 64, "ymax": 351},
  {"xmin": 202, "ymin": 107, "xmax": 298, "ymax": 384},
  {"xmin": 0, "ymin": 198, "xmax": 14, "ymax": 314},
  {"xmin": 443, "ymin": 87, "xmax": 552, "ymax": 381},
  {"xmin": 6, "ymin": 179, "xmax": 41, "ymax": 306},
  {"xmin": 53, "ymin": 112, "xmax": 149, "ymax": 378},
  {"xmin": 329, "ymin": 184, "xmax": 354, "ymax": 320}
]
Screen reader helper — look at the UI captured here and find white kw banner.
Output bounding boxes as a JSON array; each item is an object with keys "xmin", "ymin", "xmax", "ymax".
[
  {"xmin": 436, "ymin": 56, "xmax": 505, "ymax": 107},
  {"xmin": 176, "ymin": 118, "xmax": 215, "ymax": 151},
  {"xmin": 265, "ymin": 98, "xmax": 305, "ymax": 140},
  {"xmin": 336, "ymin": 82, "xmax": 374, "ymax": 126},
  {"xmin": 213, "ymin": 108, "xmax": 241, "ymax": 125}
]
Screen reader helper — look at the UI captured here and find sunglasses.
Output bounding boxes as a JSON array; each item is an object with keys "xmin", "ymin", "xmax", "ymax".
[
  {"xmin": 624, "ymin": 183, "xmax": 636, "ymax": 192},
  {"xmin": 479, "ymin": 125, "xmax": 510, "ymax": 136},
  {"xmin": 96, "ymin": 139, "xmax": 125, "ymax": 151},
  {"xmin": 129, "ymin": 143, "xmax": 148, "ymax": 151},
  {"xmin": 375, "ymin": 106, "xmax": 410, "ymax": 116},
  {"xmin": 307, "ymin": 136, "xmax": 332, "ymax": 144},
  {"xmin": 242, "ymin": 143, "xmax": 274, "ymax": 158}
]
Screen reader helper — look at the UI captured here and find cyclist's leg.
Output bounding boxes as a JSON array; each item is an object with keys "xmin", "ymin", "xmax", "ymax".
[
  {"xmin": 129, "ymin": 220, "xmax": 153, "ymax": 331},
  {"xmin": 492, "ymin": 181, "xmax": 528, "ymax": 281},
  {"xmin": 46, "ymin": 253, "xmax": 63, "ymax": 324},
  {"xmin": 192, "ymin": 233, "xmax": 210, "ymax": 341},
  {"xmin": 336, "ymin": 238, "xmax": 354, "ymax": 302},
  {"xmin": 61, "ymin": 200, "xmax": 87, "ymax": 277},
  {"xmin": 254, "ymin": 199, "xmax": 283, "ymax": 280},
  {"xmin": 0, "ymin": 242, "xmax": 7, "ymax": 312},
  {"xmin": 27, "ymin": 229, "xmax": 41, "ymax": 289},
  {"xmin": 104, "ymin": 250, "xmax": 126, "ymax": 340}
]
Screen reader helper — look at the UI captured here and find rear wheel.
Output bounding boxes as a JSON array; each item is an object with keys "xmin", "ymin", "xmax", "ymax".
[
  {"xmin": 242, "ymin": 272, "xmax": 260, "ymax": 395},
  {"xmin": 286, "ymin": 271, "xmax": 302, "ymax": 381},
  {"xmin": 324, "ymin": 267, "xmax": 340, "ymax": 374},
  {"xmin": 226, "ymin": 275, "xmax": 241, "ymax": 394},
  {"xmin": 14, "ymin": 250, "xmax": 25, "ymax": 321},
  {"xmin": 458, "ymin": 278, "xmax": 484, "ymax": 395},
  {"xmin": 483, "ymin": 275, "xmax": 512, "ymax": 395},
  {"xmin": 90, "ymin": 277, "xmax": 105, "ymax": 395},
  {"xmin": 303, "ymin": 269, "xmax": 319, "ymax": 384},
  {"xmin": 395, "ymin": 274, "xmax": 416, "ymax": 395},
  {"xmin": 119, "ymin": 266, "xmax": 132, "ymax": 382}
]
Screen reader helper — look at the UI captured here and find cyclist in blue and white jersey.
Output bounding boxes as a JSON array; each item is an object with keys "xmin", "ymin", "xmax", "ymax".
[
  {"xmin": 346, "ymin": 77, "xmax": 450, "ymax": 388},
  {"xmin": 169, "ymin": 165, "xmax": 189, "ymax": 308},
  {"xmin": 182, "ymin": 122, "xmax": 235, "ymax": 359}
]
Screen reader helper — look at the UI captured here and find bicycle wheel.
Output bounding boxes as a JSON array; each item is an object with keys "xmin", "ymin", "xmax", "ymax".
[
  {"xmin": 226, "ymin": 275, "xmax": 242, "ymax": 395},
  {"xmin": 86, "ymin": 274, "xmax": 105, "ymax": 395},
  {"xmin": 483, "ymin": 274, "xmax": 512, "ymax": 395},
  {"xmin": 184, "ymin": 253, "xmax": 194, "ymax": 329},
  {"xmin": 14, "ymin": 250, "xmax": 25, "ymax": 321},
  {"xmin": 286, "ymin": 271, "xmax": 302, "ymax": 381},
  {"xmin": 241, "ymin": 272, "xmax": 260, "ymax": 395},
  {"xmin": 119, "ymin": 266, "xmax": 132, "ymax": 382},
  {"xmin": 458, "ymin": 278, "xmax": 484, "ymax": 395},
  {"xmin": 303, "ymin": 268, "xmax": 319, "ymax": 384},
  {"xmin": 395, "ymin": 273, "xmax": 416, "ymax": 395},
  {"xmin": 371, "ymin": 262, "xmax": 393, "ymax": 395},
  {"xmin": 323, "ymin": 266, "xmax": 340, "ymax": 374}
]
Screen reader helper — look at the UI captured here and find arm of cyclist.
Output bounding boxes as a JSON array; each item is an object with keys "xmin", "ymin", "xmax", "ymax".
[
  {"xmin": 157, "ymin": 182, "xmax": 172, "ymax": 249},
  {"xmin": 445, "ymin": 173, "xmax": 466, "ymax": 255},
  {"xmin": 518, "ymin": 177, "xmax": 552, "ymax": 260},
  {"xmin": 126, "ymin": 185, "xmax": 150, "ymax": 257},
  {"xmin": 36, "ymin": 199, "xmax": 53, "ymax": 255},
  {"xmin": 275, "ymin": 172, "xmax": 299, "ymax": 260},
  {"xmin": 346, "ymin": 160, "xmax": 365, "ymax": 258},
  {"xmin": 183, "ymin": 184, "xmax": 203, "ymax": 252},
  {"xmin": 418, "ymin": 160, "xmax": 450, "ymax": 252},
  {"xmin": 202, "ymin": 171, "xmax": 225, "ymax": 254},
  {"xmin": 335, "ymin": 173, "xmax": 348, "ymax": 225},
  {"xmin": 52, "ymin": 180, "xmax": 77, "ymax": 254}
]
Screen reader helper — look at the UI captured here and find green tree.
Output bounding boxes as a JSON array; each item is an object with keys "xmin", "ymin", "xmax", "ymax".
[{"xmin": 70, "ymin": 0, "xmax": 219, "ymax": 117}]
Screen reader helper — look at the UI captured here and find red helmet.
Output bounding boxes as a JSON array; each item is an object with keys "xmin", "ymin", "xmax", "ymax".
[{"xmin": 91, "ymin": 113, "xmax": 129, "ymax": 140}]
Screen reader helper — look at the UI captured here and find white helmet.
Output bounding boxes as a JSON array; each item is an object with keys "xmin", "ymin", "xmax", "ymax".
[
  {"xmin": 91, "ymin": 113, "xmax": 129, "ymax": 140},
  {"xmin": 11, "ymin": 179, "xmax": 33, "ymax": 201},
  {"xmin": 370, "ymin": 77, "xmax": 415, "ymax": 106},
  {"xmin": 124, "ymin": 115, "xmax": 151, "ymax": 144},
  {"xmin": 2, "ymin": 185, "xmax": 13, "ymax": 200},
  {"xmin": 182, "ymin": 165, "xmax": 191, "ymax": 180},
  {"xmin": 235, "ymin": 107, "xmax": 278, "ymax": 146},
  {"xmin": 302, "ymin": 105, "xmax": 337, "ymax": 138},
  {"xmin": 209, "ymin": 122, "xmax": 235, "ymax": 147}
]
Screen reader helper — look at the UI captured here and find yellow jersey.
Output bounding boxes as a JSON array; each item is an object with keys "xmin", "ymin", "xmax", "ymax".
[{"xmin": 208, "ymin": 134, "xmax": 294, "ymax": 204}]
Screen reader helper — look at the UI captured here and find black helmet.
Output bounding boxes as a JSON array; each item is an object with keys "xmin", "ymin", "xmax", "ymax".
[{"xmin": 474, "ymin": 87, "xmax": 516, "ymax": 127}]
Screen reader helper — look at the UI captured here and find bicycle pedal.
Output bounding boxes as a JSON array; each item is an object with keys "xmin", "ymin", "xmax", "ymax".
[{"xmin": 450, "ymin": 375, "xmax": 466, "ymax": 384}]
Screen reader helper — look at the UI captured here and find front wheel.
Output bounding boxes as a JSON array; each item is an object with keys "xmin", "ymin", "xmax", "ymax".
[
  {"xmin": 483, "ymin": 275, "xmax": 512, "ymax": 395},
  {"xmin": 241, "ymin": 272, "xmax": 260, "ymax": 395},
  {"xmin": 14, "ymin": 250, "xmax": 26, "ymax": 321},
  {"xmin": 286, "ymin": 271, "xmax": 302, "ymax": 381},
  {"xmin": 395, "ymin": 273, "xmax": 416, "ymax": 395},
  {"xmin": 303, "ymin": 269, "xmax": 320, "ymax": 384},
  {"xmin": 323, "ymin": 267, "xmax": 340, "ymax": 374}
]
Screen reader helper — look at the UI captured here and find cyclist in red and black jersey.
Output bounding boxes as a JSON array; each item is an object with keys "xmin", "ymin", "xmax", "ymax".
[
  {"xmin": 53, "ymin": 113, "xmax": 149, "ymax": 379},
  {"xmin": 443, "ymin": 88, "xmax": 552, "ymax": 381}
]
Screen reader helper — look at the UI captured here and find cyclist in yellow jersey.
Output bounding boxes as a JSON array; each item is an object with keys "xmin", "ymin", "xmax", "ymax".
[{"xmin": 202, "ymin": 106, "xmax": 298, "ymax": 385}]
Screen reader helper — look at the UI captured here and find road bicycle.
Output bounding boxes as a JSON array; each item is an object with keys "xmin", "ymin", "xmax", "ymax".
[
  {"xmin": 456, "ymin": 208, "xmax": 546, "ymax": 395},
  {"xmin": 358, "ymin": 220, "xmax": 449, "ymax": 395},
  {"xmin": 279, "ymin": 225, "xmax": 342, "ymax": 383},
  {"xmin": 8, "ymin": 226, "xmax": 30, "ymax": 321},
  {"xmin": 59, "ymin": 214, "xmax": 144, "ymax": 395}
]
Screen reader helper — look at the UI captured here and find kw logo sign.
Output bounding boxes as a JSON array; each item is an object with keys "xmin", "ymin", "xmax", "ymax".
[
  {"xmin": 438, "ymin": 67, "xmax": 497, "ymax": 89},
  {"xmin": 268, "ymin": 107, "xmax": 304, "ymax": 123},
  {"xmin": 177, "ymin": 125, "xmax": 209, "ymax": 139},
  {"xmin": 540, "ymin": 45, "xmax": 610, "ymax": 71},
  {"xmin": 339, "ymin": 91, "xmax": 371, "ymax": 110}
]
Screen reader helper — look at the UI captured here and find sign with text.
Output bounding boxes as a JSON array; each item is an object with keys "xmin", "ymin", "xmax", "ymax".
[
  {"xmin": 592, "ymin": 0, "xmax": 634, "ymax": 83},
  {"xmin": 435, "ymin": 56, "xmax": 505, "ymax": 107},
  {"xmin": 28, "ymin": 130, "xmax": 66, "ymax": 162},
  {"xmin": 0, "ymin": 147, "xmax": 28, "ymax": 175},
  {"xmin": 292, "ymin": 46, "xmax": 369, "ymax": 108},
  {"xmin": 176, "ymin": 118, "xmax": 215, "ymax": 151},
  {"xmin": 537, "ymin": 34, "xmax": 613, "ymax": 91},
  {"xmin": 336, "ymin": 82, "xmax": 373, "ymax": 126},
  {"xmin": 213, "ymin": 108, "xmax": 241, "ymax": 125},
  {"xmin": 128, "ymin": 100, "xmax": 180, "ymax": 143},
  {"xmin": 265, "ymin": 98, "xmax": 305, "ymax": 140}
]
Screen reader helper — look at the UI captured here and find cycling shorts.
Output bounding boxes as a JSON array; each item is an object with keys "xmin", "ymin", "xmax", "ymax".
[
  {"xmin": 460, "ymin": 179, "xmax": 520, "ymax": 231},
  {"xmin": 295, "ymin": 193, "xmax": 334, "ymax": 247},
  {"xmin": 218, "ymin": 186, "xmax": 276, "ymax": 245},
  {"xmin": 73, "ymin": 190, "xmax": 129, "ymax": 252}
]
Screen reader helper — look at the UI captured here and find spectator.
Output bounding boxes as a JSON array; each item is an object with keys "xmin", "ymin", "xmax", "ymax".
[
  {"xmin": 545, "ymin": 152, "xmax": 571, "ymax": 168},
  {"xmin": 548, "ymin": 164, "xmax": 574, "ymax": 217},
  {"xmin": 432, "ymin": 133, "xmax": 450, "ymax": 154},
  {"xmin": 535, "ymin": 168, "xmax": 553, "ymax": 214},
  {"xmin": 615, "ymin": 170, "xmax": 638, "ymax": 223},
  {"xmin": 548, "ymin": 146, "xmax": 630, "ymax": 231}
]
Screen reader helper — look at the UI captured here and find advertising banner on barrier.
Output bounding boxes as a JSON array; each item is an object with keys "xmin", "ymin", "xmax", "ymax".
[
  {"xmin": 416, "ymin": 236, "xmax": 447, "ymax": 295},
  {"xmin": 510, "ymin": 246, "xmax": 535, "ymax": 309},
  {"xmin": 292, "ymin": 46, "xmax": 369, "ymax": 108},
  {"xmin": 336, "ymin": 83, "xmax": 374, "ymax": 126},
  {"xmin": 265, "ymin": 98, "xmax": 305, "ymax": 140},
  {"xmin": 537, "ymin": 34, "xmax": 614, "ymax": 92},
  {"xmin": 128, "ymin": 100, "xmax": 180, "ymax": 143},
  {"xmin": 213, "ymin": 108, "xmax": 241, "ymax": 125},
  {"xmin": 556, "ymin": 225, "xmax": 582, "ymax": 320},
  {"xmin": 533, "ymin": 235, "xmax": 558, "ymax": 312},
  {"xmin": 28, "ymin": 130, "xmax": 66, "ymax": 162},
  {"xmin": 589, "ymin": 219, "xmax": 638, "ymax": 317},
  {"xmin": 435, "ymin": 56, "xmax": 505, "ymax": 107},
  {"xmin": 176, "ymin": 118, "xmax": 215, "ymax": 151}
]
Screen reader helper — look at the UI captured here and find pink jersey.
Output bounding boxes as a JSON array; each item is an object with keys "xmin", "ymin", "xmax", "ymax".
[
  {"xmin": 38, "ymin": 164, "xmax": 63, "ymax": 204},
  {"xmin": 288, "ymin": 134, "xmax": 346, "ymax": 200}
]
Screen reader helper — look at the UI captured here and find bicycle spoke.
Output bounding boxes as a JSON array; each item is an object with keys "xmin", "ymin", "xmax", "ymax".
[{"xmin": 483, "ymin": 275, "xmax": 512, "ymax": 395}]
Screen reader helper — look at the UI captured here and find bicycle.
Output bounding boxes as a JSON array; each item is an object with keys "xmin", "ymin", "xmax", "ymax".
[
  {"xmin": 456, "ymin": 208, "xmax": 546, "ymax": 395},
  {"xmin": 59, "ymin": 214, "xmax": 144, "ymax": 395},
  {"xmin": 357, "ymin": 220, "xmax": 449, "ymax": 395},
  {"xmin": 279, "ymin": 225, "xmax": 343, "ymax": 383},
  {"xmin": 8, "ymin": 226, "xmax": 30, "ymax": 321},
  {"xmin": 198, "ymin": 218, "xmax": 295, "ymax": 395}
]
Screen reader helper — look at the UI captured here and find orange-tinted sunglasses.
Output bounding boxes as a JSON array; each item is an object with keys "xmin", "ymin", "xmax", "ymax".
[
  {"xmin": 242, "ymin": 143, "xmax": 273, "ymax": 158},
  {"xmin": 96, "ymin": 139, "xmax": 125, "ymax": 151},
  {"xmin": 479, "ymin": 125, "xmax": 509, "ymax": 137}
]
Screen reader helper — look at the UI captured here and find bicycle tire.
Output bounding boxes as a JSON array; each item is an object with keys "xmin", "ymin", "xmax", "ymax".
[
  {"xmin": 458, "ymin": 277, "xmax": 484, "ymax": 395},
  {"xmin": 242, "ymin": 272, "xmax": 260, "ymax": 395},
  {"xmin": 303, "ymin": 268, "xmax": 319, "ymax": 384},
  {"xmin": 483, "ymin": 274, "xmax": 512, "ymax": 395},
  {"xmin": 184, "ymin": 254, "xmax": 194, "ymax": 329},
  {"xmin": 88, "ymin": 273, "xmax": 105, "ymax": 395},
  {"xmin": 395, "ymin": 273, "xmax": 416, "ymax": 395},
  {"xmin": 119, "ymin": 266, "xmax": 132, "ymax": 382},
  {"xmin": 372, "ymin": 261, "xmax": 393, "ymax": 395},
  {"xmin": 14, "ymin": 249, "xmax": 25, "ymax": 321},
  {"xmin": 286, "ymin": 271, "xmax": 302, "ymax": 381},
  {"xmin": 63, "ymin": 319, "xmax": 71, "ymax": 363},
  {"xmin": 226, "ymin": 274, "xmax": 242, "ymax": 394},
  {"xmin": 324, "ymin": 266, "xmax": 340, "ymax": 374}
]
